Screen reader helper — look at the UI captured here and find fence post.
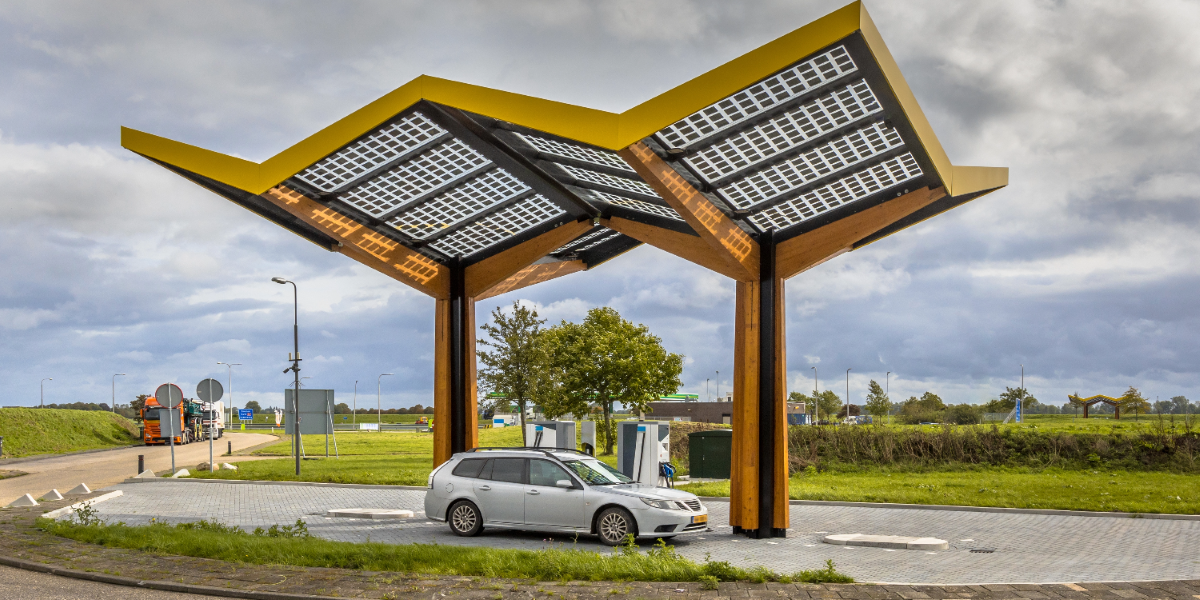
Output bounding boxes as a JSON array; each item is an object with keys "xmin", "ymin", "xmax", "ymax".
[{"xmin": 137, "ymin": 454, "xmax": 144, "ymax": 474}]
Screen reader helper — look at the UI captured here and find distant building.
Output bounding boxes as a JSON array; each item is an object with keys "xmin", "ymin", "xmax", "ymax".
[{"xmin": 647, "ymin": 397, "xmax": 808, "ymax": 425}]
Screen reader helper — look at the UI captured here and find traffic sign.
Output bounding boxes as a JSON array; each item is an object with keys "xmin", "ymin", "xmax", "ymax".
[
  {"xmin": 197, "ymin": 379, "xmax": 224, "ymax": 403},
  {"xmin": 238, "ymin": 409, "xmax": 253, "ymax": 420},
  {"xmin": 154, "ymin": 383, "xmax": 183, "ymax": 408}
]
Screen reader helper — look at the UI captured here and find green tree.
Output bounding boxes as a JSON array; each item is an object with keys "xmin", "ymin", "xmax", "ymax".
[
  {"xmin": 477, "ymin": 302, "xmax": 553, "ymax": 445},
  {"xmin": 999, "ymin": 387, "xmax": 1036, "ymax": 415},
  {"xmin": 334, "ymin": 402, "xmax": 351, "ymax": 414},
  {"xmin": 542, "ymin": 307, "xmax": 683, "ymax": 454},
  {"xmin": 806, "ymin": 390, "xmax": 841, "ymax": 423},
  {"xmin": 244, "ymin": 400, "xmax": 262, "ymax": 412},
  {"xmin": 899, "ymin": 392, "xmax": 946, "ymax": 424},
  {"xmin": 1066, "ymin": 393, "xmax": 1087, "ymax": 417},
  {"xmin": 1119, "ymin": 386, "xmax": 1151, "ymax": 420},
  {"xmin": 131, "ymin": 394, "xmax": 150, "ymax": 423},
  {"xmin": 863, "ymin": 379, "xmax": 891, "ymax": 422}
]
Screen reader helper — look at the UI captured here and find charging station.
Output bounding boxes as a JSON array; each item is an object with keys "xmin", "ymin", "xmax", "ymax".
[
  {"xmin": 526, "ymin": 421, "xmax": 576, "ymax": 450},
  {"xmin": 616, "ymin": 421, "xmax": 671, "ymax": 487},
  {"xmin": 580, "ymin": 420, "xmax": 596, "ymax": 455}
]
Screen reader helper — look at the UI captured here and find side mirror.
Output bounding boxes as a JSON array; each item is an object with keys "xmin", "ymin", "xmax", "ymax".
[{"xmin": 555, "ymin": 479, "xmax": 574, "ymax": 489}]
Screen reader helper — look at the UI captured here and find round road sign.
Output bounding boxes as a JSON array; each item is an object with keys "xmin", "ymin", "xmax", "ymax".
[
  {"xmin": 196, "ymin": 378, "xmax": 224, "ymax": 403},
  {"xmin": 154, "ymin": 383, "xmax": 184, "ymax": 408}
]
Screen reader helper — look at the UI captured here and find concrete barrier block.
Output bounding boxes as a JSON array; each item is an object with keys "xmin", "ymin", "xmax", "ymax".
[
  {"xmin": 65, "ymin": 483, "xmax": 91, "ymax": 495},
  {"xmin": 7, "ymin": 494, "xmax": 38, "ymax": 508},
  {"xmin": 40, "ymin": 490, "xmax": 64, "ymax": 501}
]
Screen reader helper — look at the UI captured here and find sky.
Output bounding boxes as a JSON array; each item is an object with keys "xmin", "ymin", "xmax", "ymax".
[{"xmin": 2, "ymin": 0, "xmax": 1199, "ymax": 411}]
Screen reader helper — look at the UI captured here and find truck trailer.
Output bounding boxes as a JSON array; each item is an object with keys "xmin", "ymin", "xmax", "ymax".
[{"xmin": 141, "ymin": 396, "xmax": 204, "ymax": 445}]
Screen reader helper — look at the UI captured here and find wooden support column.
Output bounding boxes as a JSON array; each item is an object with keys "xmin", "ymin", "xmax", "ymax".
[{"xmin": 434, "ymin": 263, "xmax": 479, "ymax": 467}]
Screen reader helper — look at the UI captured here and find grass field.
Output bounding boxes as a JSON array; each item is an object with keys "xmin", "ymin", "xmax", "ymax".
[
  {"xmin": 874, "ymin": 412, "xmax": 1196, "ymax": 434},
  {"xmin": 680, "ymin": 466, "xmax": 1199, "ymax": 514},
  {"xmin": 42, "ymin": 517, "xmax": 851, "ymax": 583},
  {"xmin": 0, "ymin": 408, "xmax": 139, "ymax": 458},
  {"xmin": 235, "ymin": 413, "xmax": 433, "ymax": 425}
]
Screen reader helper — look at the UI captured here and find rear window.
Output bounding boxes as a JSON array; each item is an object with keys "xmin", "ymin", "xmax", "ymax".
[
  {"xmin": 451, "ymin": 458, "xmax": 487, "ymax": 478},
  {"xmin": 488, "ymin": 458, "xmax": 526, "ymax": 484}
]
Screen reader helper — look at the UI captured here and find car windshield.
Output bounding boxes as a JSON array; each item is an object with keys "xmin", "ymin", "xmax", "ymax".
[{"xmin": 562, "ymin": 458, "xmax": 632, "ymax": 485}]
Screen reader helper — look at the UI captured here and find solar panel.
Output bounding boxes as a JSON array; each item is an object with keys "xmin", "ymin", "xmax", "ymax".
[
  {"xmin": 656, "ymin": 46, "xmax": 857, "ymax": 150},
  {"xmin": 747, "ymin": 153, "xmax": 923, "ymax": 231},
  {"xmin": 684, "ymin": 80, "xmax": 882, "ymax": 183},
  {"xmin": 559, "ymin": 164, "xmax": 659, "ymax": 198},
  {"xmin": 429, "ymin": 195, "xmax": 565, "ymax": 258},
  {"xmin": 389, "ymin": 169, "xmax": 531, "ymax": 239},
  {"xmin": 516, "ymin": 133, "xmax": 635, "ymax": 173},
  {"xmin": 341, "ymin": 139, "xmax": 491, "ymax": 217},
  {"xmin": 588, "ymin": 190, "xmax": 683, "ymax": 221},
  {"xmin": 717, "ymin": 122, "xmax": 904, "ymax": 209},
  {"xmin": 295, "ymin": 112, "xmax": 446, "ymax": 192},
  {"xmin": 553, "ymin": 227, "xmax": 610, "ymax": 253}
]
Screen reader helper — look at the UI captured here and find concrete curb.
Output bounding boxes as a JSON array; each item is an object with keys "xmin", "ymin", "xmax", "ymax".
[
  {"xmin": 120, "ymin": 477, "xmax": 429, "ymax": 492},
  {"xmin": 0, "ymin": 554, "xmax": 343, "ymax": 600},
  {"xmin": 696, "ymin": 495, "xmax": 1200, "ymax": 521},
  {"xmin": 41, "ymin": 491, "xmax": 124, "ymax": 519}
]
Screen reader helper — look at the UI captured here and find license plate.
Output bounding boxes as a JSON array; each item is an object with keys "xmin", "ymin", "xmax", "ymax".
[{"xmin": 691, "ymin": 514, "xmax": 707, "ymax": 524}]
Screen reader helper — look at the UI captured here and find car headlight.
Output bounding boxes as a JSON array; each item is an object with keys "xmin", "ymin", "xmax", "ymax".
[{"xmin": 640, "ymin": 498, "xmax": 675, "ymax": 510}]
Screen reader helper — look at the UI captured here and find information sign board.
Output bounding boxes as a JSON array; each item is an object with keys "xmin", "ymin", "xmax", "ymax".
[{"xmin": 238, "ymin": 409, "xmax": 253, "ymax": 420}]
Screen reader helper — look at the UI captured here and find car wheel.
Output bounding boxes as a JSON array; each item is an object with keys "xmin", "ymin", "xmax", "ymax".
[
  {"xmin": 448, "ymin": 501, "xmax": 483, "ymax": 537},
  {"xmin": 596, "ymin": 507, "xmax": 636, "ymax": 546}
]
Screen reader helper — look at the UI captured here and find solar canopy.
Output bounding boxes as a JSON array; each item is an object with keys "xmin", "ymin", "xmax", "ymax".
[{"xmin": 124, "ymin": 2, "xmax": 1005, "ymax": 298}]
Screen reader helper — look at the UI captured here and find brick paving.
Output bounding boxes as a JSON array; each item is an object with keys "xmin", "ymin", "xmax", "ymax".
[{"xmin": 88, "ymin": 480, "xmax": 1200, "ymax": 585}]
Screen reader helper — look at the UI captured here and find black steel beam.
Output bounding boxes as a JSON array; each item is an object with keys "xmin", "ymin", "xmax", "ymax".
[
  {"xmin": 578, "ymin": 234, "xmax": 642, "ymax": 269},
  {"xmin": 852, "ymin": 188, "xmax": 995, "ymax": 251},
  {"xmin": 755, "ymin": 232, "xmax": 782, "ymax": 538},
  {"xmin": 423, "ymin": 103, "xmax": 600, "ymax": 220},
  {"xmin": 449, "ymin": 262, "xmax": 469, "ymax": 455}
]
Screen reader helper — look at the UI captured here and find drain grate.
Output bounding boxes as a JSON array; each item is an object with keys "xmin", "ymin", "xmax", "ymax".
[{"xmin": 969, "ymin": 548, "xmax": 996, "ymax": 553}]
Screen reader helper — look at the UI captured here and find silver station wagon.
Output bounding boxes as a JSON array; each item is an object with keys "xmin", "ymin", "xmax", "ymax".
[{"xmin": 424, "ymin": 448, "xmax": 709, "ymax": 545}]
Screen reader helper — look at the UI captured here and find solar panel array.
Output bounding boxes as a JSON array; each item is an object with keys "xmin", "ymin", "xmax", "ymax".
[{"xmin": 657, "ymin": 44, "xmax": 927, "ymax": 233}]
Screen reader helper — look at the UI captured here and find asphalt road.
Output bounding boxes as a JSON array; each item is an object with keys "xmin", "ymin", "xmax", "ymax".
[
  {"xmin": 0, "ymin": 432, "xmax": 276, "ymax": 506},
  {"xmin": 0, "ymin": 564, "xmax": 227, "ymax": 599}
]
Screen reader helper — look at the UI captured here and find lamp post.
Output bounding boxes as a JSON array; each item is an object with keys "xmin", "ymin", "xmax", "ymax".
[
  {"xmin": 352, "ymin": 380, "xmax": 358, "ymax": 426},
  {"xmin": 705, "ymin": 378, "xmax": 710, "ymax": 402},
  {"xmin": 715, "ymin": 371, "xmax": 720, "ymax": 400},
  {"xmin": 112, "ymin": 373, "xmax": 126, "ymax": 413},
  {"xmin": 217, "ymin": 362, "xmax": 241, "ymax": 426},
  {"xmin": 885, "ymin": 372, "xmax": 891, "ymax": 424},
  {"xmin": 1019, "ymin": 364, "xmax": 1024, "ymax": 424},
  {"xmin": 272, "ymin": 277, "xmax": 301, "ymax": 476},
  {"xmin": 40, "ymin": 378, "xmax": 52, "ymax": 407},
  {"xmin": 811, "ymin": 367, "xmax": 818, "ymax": 425},
  {"xmin": 377, "ymin": 373, "xmax": 393, "ymax": 430},
  {"xmin": 846, "ymin": 368, "xmax": 852, "ymax": 421}
]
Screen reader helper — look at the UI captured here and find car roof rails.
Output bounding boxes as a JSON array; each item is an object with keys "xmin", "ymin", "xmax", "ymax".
[{"xmin": 466, "ymin": 446, "xmax": 593, "ymax": 459}]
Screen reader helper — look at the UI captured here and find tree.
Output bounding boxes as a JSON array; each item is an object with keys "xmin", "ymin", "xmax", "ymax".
[
  {"xmin": 131, "ymin": 394, "xmax": 150, "ymax": 423},
  {"xmin": 1170, "ymin": 396, "xmax": 1191, "ymax": 415},
  {"xmin": 1119, "ymin": 386, "xmax": 1150, "ymax": 420},
  {"xmin": 244, "ymin": 400, "xmax": 262, "ymax": 412},
  {"xmin": 899, "ymin": 392, "xmax": 946, "ymax": 424},
  {"xmin": 334, "ymin": 402, "xmax": 351, "ymax": 414},
  {"xmin": 863, "ymin": 380, "xmax": 891, "ymax": 422},
  {"xmin": 999, "ymin": 387, "xmax": 1036, "ymax": 415},
  {"xmin": 805, "ymin": 390, "xmax": 841, "ymax": 423},
  {"xmin": 477, "ymin": 302, "xmax": 554, "ymax": 446},
  {"xmin": 542, "ymin": 307, "xmax": 683, "ymax": 454},
  {"xmin": 1066, "ymin": 393, "xmax": 1088, "ymax": 417}
]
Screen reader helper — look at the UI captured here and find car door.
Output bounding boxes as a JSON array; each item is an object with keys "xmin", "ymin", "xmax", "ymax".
[
  {"xmin": 524, "ymin": 459, "xmax": 587, "ymax": 530},
  {"xmin": 473, "ymin": 458, "xmax": 526, "ymax": 525}
]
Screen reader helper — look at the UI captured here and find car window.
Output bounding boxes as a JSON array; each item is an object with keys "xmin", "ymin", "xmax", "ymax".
[
  {"xmin": 488, "ymin": 458, "xmax": 525, "ymax": 484},
  {"xmin": 563, "ymin": 458, "xmax": 633, "ymax": 485},
  {"xmin": 451, "ymin": 458, "xmax": 486, "ymax": 478},
  {"xmin": 528, "ymin": 459, "xmax": 572, "ymax": 487}
]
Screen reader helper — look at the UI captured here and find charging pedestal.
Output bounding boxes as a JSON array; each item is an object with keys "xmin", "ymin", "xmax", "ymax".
[
  {"xmin": 617, "ymin": 421, "xmax": 670, "ymax": 487},
  {"xmin": 526, "ymin": 421, "xmax": 576, "ymax": 450},
  {"xmin": 581, "ymin": 420, "xmax": 597, "ymax": 455}
]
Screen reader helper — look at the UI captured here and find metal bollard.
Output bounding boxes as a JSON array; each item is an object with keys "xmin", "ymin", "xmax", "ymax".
[
  {"xmin": 0, "ymin": 435, "xmax": 4, "ymax": 458},
  {"xmin": 227, "ymin": 441, "xmax": 232, "ymax": 456},
  {"xmin": 138, "ymin": 454, "xmax": 144, "ymax": 474}
]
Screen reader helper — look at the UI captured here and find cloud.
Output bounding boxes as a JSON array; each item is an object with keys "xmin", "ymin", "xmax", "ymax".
[{"xmin": 2, "ymin": 1, "xmax": 1200, "ymax": 409}]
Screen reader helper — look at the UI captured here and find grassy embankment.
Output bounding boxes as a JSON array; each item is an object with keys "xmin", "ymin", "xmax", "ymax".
[
  {"xmin": 41, "ymin": 515, "xmax": 850, "ymax": 584},
  {"xmin": 0, "ymin": 407, "xmax": 139, "ymax": 458}
]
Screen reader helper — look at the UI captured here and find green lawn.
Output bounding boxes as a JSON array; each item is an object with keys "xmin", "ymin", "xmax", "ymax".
[
  {"xmin": 680, "ymin": 466, "xmax": 1200, "ymax": 514},
  {"xmin": 235, "ymin": 413, "xmax": 434, "ymax": 425},
  {"xmin": 0, "ymin": 408, "xmax": 139, "ymax": 458}
]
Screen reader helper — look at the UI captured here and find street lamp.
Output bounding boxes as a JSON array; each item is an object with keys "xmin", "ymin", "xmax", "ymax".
[
  {"xmin": 272, "ymin": 277, "xmax": 301, "ymax": 475},
  {"xmin": 845, "ymin": 368, "xmax": 852, "ymax": 421},
  {"xmin": 112, "ymin": 373, "xmax": 126, "ymax": 413},
  {"xmin": 217, "ymin": 362, "xmax": 241, "ymax": 425},
  {"xmin": 885, "ymin": 372, "xmax": 891, "ymax": 424},
  {"xmin": 352, "ymin": 380, "xmax": 358, "ymax": 426},
  {"xmin": 715, "ymin": 371, "xmax": 719, "ymax": 400},
  {"xmin": 377, "ymin": 373, "xmax": 393, "ymax": 429},
  {"xmin": 811, "ymin": 367, "xmax": 818, "ymax": 425},
  {"xmin": 40, "ymin": 378, "xmax": 52, "ymax": 407}
]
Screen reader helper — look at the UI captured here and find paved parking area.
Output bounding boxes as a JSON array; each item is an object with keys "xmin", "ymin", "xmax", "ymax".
[{"xmin": 82, "ymin": 480, "xmax": 1200, "ymax": 585}]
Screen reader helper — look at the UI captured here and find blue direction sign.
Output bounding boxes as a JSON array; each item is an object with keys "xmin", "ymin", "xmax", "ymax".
[{"xmin": 238, "ymin": 409, "xmax": 253, "ymax": 420}]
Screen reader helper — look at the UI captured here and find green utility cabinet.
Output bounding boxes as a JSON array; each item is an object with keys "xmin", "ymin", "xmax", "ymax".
[{"xmin": 688, "ymin": 429, "xmax": 732, "ymax": 479}]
